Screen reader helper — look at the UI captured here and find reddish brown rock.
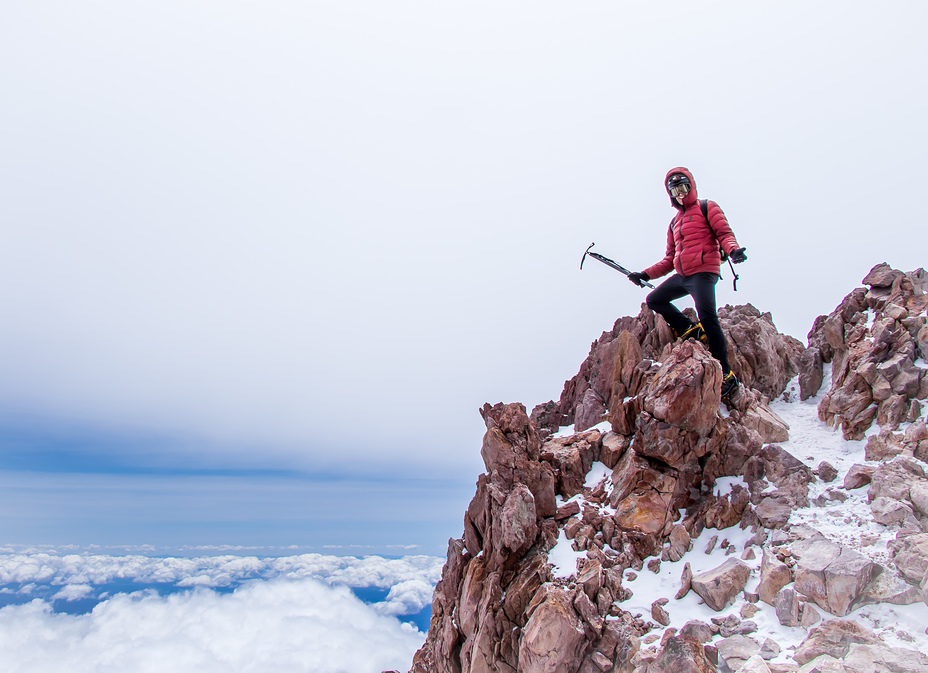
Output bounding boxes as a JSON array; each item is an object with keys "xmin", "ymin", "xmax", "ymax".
[
  {"xmin": 690, "ymin": 558, "xmax": 751, "ymax": 612},
  {"xmin": 645, "ymin": 636, "xmax": 716, "ymax": 673},
  {"xmin": 758, "ymin": 548, "xmax": 793, "ymax": 605},
  {"xmin": 518, "ymin": 586, "xmax": 587, "ymax": 673},
  {"xmin": 793, "ymin": 619, "xmax": 882, "ymax": 665},
  {"xmin": 642, "ymin": 340, "xmax": 722, "ymax": 437}
]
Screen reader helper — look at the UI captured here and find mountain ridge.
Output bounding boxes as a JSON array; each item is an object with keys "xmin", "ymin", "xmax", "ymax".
[{"xmin": 406, "ymin": 262, "xmax": 928, "ymax": 673}]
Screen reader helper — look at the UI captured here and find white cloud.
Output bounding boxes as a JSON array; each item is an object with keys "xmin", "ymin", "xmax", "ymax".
[
  {"xmin": 373, "ymin": 579, "xmax": 435, "ymax": 618},
  {"xmin": 51, "ymin": 584, "xmax": 94, "ymax": 602},
  {"xmin": 0, "ymin": 552, "xmax": 444, "ymax": 592},
  {"xmin": 0, "ymin": 579, "xmax": 424, "ymax": 673}
]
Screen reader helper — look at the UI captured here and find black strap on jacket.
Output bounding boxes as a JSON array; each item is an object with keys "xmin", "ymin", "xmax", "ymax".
[{"xmin": 700, "ymin": 199, "xmax": 739, "ymax": 292}]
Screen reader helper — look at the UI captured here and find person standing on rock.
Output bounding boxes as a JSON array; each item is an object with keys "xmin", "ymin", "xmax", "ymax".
[{"xmin": 627, "ymin": 167, "xmax": 748, "ymax": 401}]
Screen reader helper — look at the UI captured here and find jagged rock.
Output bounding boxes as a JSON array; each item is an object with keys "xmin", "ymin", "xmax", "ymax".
[
  {"xmin": 740, "ymin": 654, "xmax": 774, "ymax": 673},
  {"xmin": 843, "ymin": 465, "xmax": 874, "ymax": 490},
  {"xmin": 774, "ymin": 585, "xmax": 800, "ymax": 626},
  {"xmin": 854, "ymin": 567, "xmax": 924, "ymax": 607},
  {"xmin": 759, "ymin": 548, "xmax": 793, "ymax": 605},
  {"xmin": 864, "ymin": 263, "xmax": 906, "ymax": 288},
  {"xmin": 870, "ymin": 496, "xmax": 913, "ymax": 526},
  {"xmin": 719, "ymin": 304, "xmax": 804, "ymax": 399},
  {"xmin": 601, "ymin": 432, "xmax": 630, "ymax": 469},
  {"xmin": 690, "ymin": 558, "xmax": 751, "ymax": 611},
  {"xmin": 610, "ymin": 447, "xmax": 679, "ymax": 535},
  {"xmin": 716, "ymin": 613, "xmax": 743, "ymax": 638},
  {"xmin": 792, "ymin": 537, "xmax": 883, "ymax": 617},
  {"xmin": 799, "ymin": 346, "xmax": 825, "ymax": 400},
  {"xmin": 642, "ymin": 340, "xmax": 722, "ymax": 437},
  {"xmin": 498, "ymin": 484, "xmax": 539, "ymax": 558},
  {"xmin": 817, "ymin": 462, "xmax": 838, "ymax": 483},
  {"xmin": 679, "ymin": 620, "xmax": 713, "ymax": 643},
  {"xmin": 843, "ymin": 642, "xmax": 928, "ymax": 673},
  {"xmin": 575, "ymin": 389, "xmax": 608, "ymax": 432},
  {"xmin": 865, "ymin": 429, "xmax": 905, "ymax": 462},
  {"xmin": 675, "ymin": 562, "xmax": 693, "ymax": 600},
  {"xmin": 667, "ymin": 525, "xmax": 691, "ymax": 562},
  {"xmin": 543, "ymin": 432, "xmax": 599, "ymax": 499},
  {"xmin": 651, "ymin": 599, "xmax": 671, "ymax": 627},
  {"xmin": 645, "ymin": 636, "xmax": 716, "ymax": 673},
  {"xmin": 716, "ymin": 635, "xmax": 761, "ymax": 666},
  {"xmin": 741, "ymin": 403, "xmax": 791, "ymax": 444},
  {"xmin": 870, "ymin": 458, "xmax": 927, "ymax": 503},
  {"xmin": 793, "ymin": 619, "xmax": 882, "ymax": 665},
  {"xmin": 411, "ymin": 273, "xmax": 928, "ymax": 673},
  {"xmin": 892, "ymin": 533, "xmax": 928, "ymax": 584},
  {"xmin": 755, "ymin": 496, "xmax": 793, "ymax": 529},
  {"xmin": 741, "ymin": 603, "xmax": 760, "ymax": 619},
  {"xmin": 518, "ymin": 586, "xmax": 587, "ymax": 673},
  {"xmin": 797, "ymin": 654, "xmax": 848, "ymax": 673},
  {"xmin": 759, "ymin": 639, "xmax": 781, "ymax": 661},
  {"xmin": 816, "ymin": 265, "xmax": 928, "ymax": 441},
  {"xmin": 800, "ymin": 603, "xmax": 822, "ymax": 629}
]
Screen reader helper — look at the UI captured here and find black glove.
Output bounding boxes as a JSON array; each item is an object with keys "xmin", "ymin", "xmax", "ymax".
[
  {"xmin": 627, "ymin": 271, "xmax": 649, "ymax": 288},
  {"xmin": 730, "ymin": 247, "xmax": 747, "ymax": 264}
]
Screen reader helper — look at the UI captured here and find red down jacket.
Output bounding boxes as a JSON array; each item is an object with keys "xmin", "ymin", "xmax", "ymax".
[{"xmin": 643, "ymin": 167, "xmax": 740, "ymax": 280}]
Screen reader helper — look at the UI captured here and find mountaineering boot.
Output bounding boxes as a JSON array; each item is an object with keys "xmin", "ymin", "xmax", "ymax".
[
  {"xmin": 679, "ymin": 322, "xmax": 708, "ymax": 344},
  {"xmin": 721, "ymin": 371, "xmax": 740, "ymax": 402}
]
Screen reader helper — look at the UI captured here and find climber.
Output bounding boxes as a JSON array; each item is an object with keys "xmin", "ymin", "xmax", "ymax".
[{"xmin": 626, "ymin": 167, "xmax": 748, "ymax": 402}]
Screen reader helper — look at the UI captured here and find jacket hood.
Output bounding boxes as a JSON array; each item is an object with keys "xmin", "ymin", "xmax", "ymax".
[{"xmin": 665, "ymin": 166, "xmax": 698, "ymax": 210}]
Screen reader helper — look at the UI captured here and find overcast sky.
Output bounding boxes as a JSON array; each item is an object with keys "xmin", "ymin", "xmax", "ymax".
[{"xmin": 1, "ymin": 1, "xmax": 926, "ymax": 490}]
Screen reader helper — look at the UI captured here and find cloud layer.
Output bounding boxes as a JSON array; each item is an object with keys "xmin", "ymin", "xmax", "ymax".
[
  {"xmin": 0, "ymin": 578, "xmax": 424, "ymax": 673},
  {"xmin": 0, "ymin": 551, "xmax": 443, "ymax": 672}
]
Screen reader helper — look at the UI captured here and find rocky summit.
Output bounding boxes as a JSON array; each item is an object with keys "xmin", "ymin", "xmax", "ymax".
[{"xmin": 406, "ymin": 263, "xmax": 928, "ymax": 673}]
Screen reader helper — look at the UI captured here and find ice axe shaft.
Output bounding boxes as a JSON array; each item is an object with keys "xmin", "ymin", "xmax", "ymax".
[{"xmin": 580, "ymin": 243, "xmax": 654, "ymax": 288}]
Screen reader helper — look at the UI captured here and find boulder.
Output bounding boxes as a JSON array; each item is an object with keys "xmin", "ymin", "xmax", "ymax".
[
  {"xmin": 642, "ymin": 340, "xmax": 722, "ymax": 437},
  {"xmin": 645, "ymin": 636, "xmax": 716, "ymax": 673},
  {"xmin": 518, "ymin": 586, "xmax": 587, "ymax": 673},
  {"xmin": 575, "ymin": 388, "xmax": 607, "ymax": 432},
  {"xmin": 793, "ymin": 619, "xmax": 882, "ymax": 665},
  {"xmin": 740, "ymin": 403, "xmax": 790, "ymax": 444},
  {"xmin": 799, "ymin": 346, "xmax": 825, "ymax": 400},
  {"xmin": 774, "ymin": 585, "xmax": 800, "ymax": 627},
  {"xmin": 679, "ymin": 620, "xmax": 713, "ymax": 643},
  {"xmin": 870, "ymin": 496, "xmax": 912, "ymax": 526},
  {"xmin": 892, "ymin": 533, "xmax": 928, "ymax": 584},
  {"xmin": 715, "ymin": 635, "xmax": 761, "ymax": 665},
  {"xmin": 843, "ymin": 465, "xmax": 874, "ymax": 490},
  {"xmin": 797, "ymin": 654, "xmax": 849, "ymax": 673},
  {"xmin": 497, "ymin": 484, "xmax": 538, "ymax": 558},
  {"xmin": 719, "ymin": 304, "xmax": 804, "ymax": 399},
  {"xmin": 690, "ymin": 558, "xmax": 751, "ymax": 611},
  {"xmin": 740, "ymin": 655, "xmax": 773, "ymax": 673},
  {"xmin": 843, "ymin": 642, "xmax": 928, "ymax": 673},
  {"xmin": 758, "ymin": 547, "xmax": 793, "ymax": 605},
  {"xmin": 792, "ymin": 538, "xmax": 883, "ymax": 617},
  {"xmin": 754, "ymin": 496, "xmax": 793, "ymax": 529}
]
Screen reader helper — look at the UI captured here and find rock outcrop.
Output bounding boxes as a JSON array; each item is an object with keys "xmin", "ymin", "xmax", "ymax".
[
  {"xmin": 808, "ymin": 263, "xmax": 928, "ymax": 440},
  {"xmin": 410, "ymin": 264, "xmax": 928, "ymax": 673}
]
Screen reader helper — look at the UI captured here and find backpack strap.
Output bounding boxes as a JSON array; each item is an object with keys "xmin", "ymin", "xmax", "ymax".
[{"xmin": 701, "ymin": 199, "xmax": 739, "ymax": 291}]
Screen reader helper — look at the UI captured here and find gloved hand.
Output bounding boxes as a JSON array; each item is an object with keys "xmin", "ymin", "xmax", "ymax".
[
  {"xmin": 627, "ymin": 271, "xmax": 649, "ymax": 288},
  {"xmin": 730, "ymin": 247, "xmax": 747, "ymax": 264}
]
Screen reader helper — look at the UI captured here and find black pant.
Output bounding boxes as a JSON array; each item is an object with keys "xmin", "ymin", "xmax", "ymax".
[{"xmin": 646, "ymin": 272, "xmax": 731, "ymax": 375}]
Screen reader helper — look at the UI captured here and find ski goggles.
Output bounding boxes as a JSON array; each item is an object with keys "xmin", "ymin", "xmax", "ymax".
[{"xmin": 668, "ymin": 182, "xmax": 691, "ymax": 198}]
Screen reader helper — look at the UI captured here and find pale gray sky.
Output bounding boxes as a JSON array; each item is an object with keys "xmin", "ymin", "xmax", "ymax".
[{"xmin": 1, "ymin": 1, "xmax": 926, "ymax": 478}]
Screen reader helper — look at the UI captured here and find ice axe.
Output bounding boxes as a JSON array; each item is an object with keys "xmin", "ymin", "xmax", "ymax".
[{"xmin": 580, "ymin": 242, "xmax": 654, "ymax": 288}]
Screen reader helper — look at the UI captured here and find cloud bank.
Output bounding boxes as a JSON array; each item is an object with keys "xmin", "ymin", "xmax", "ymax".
[{"xmin": 0, "ymin": 578, "xmax": 424, "ymax": 673}]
